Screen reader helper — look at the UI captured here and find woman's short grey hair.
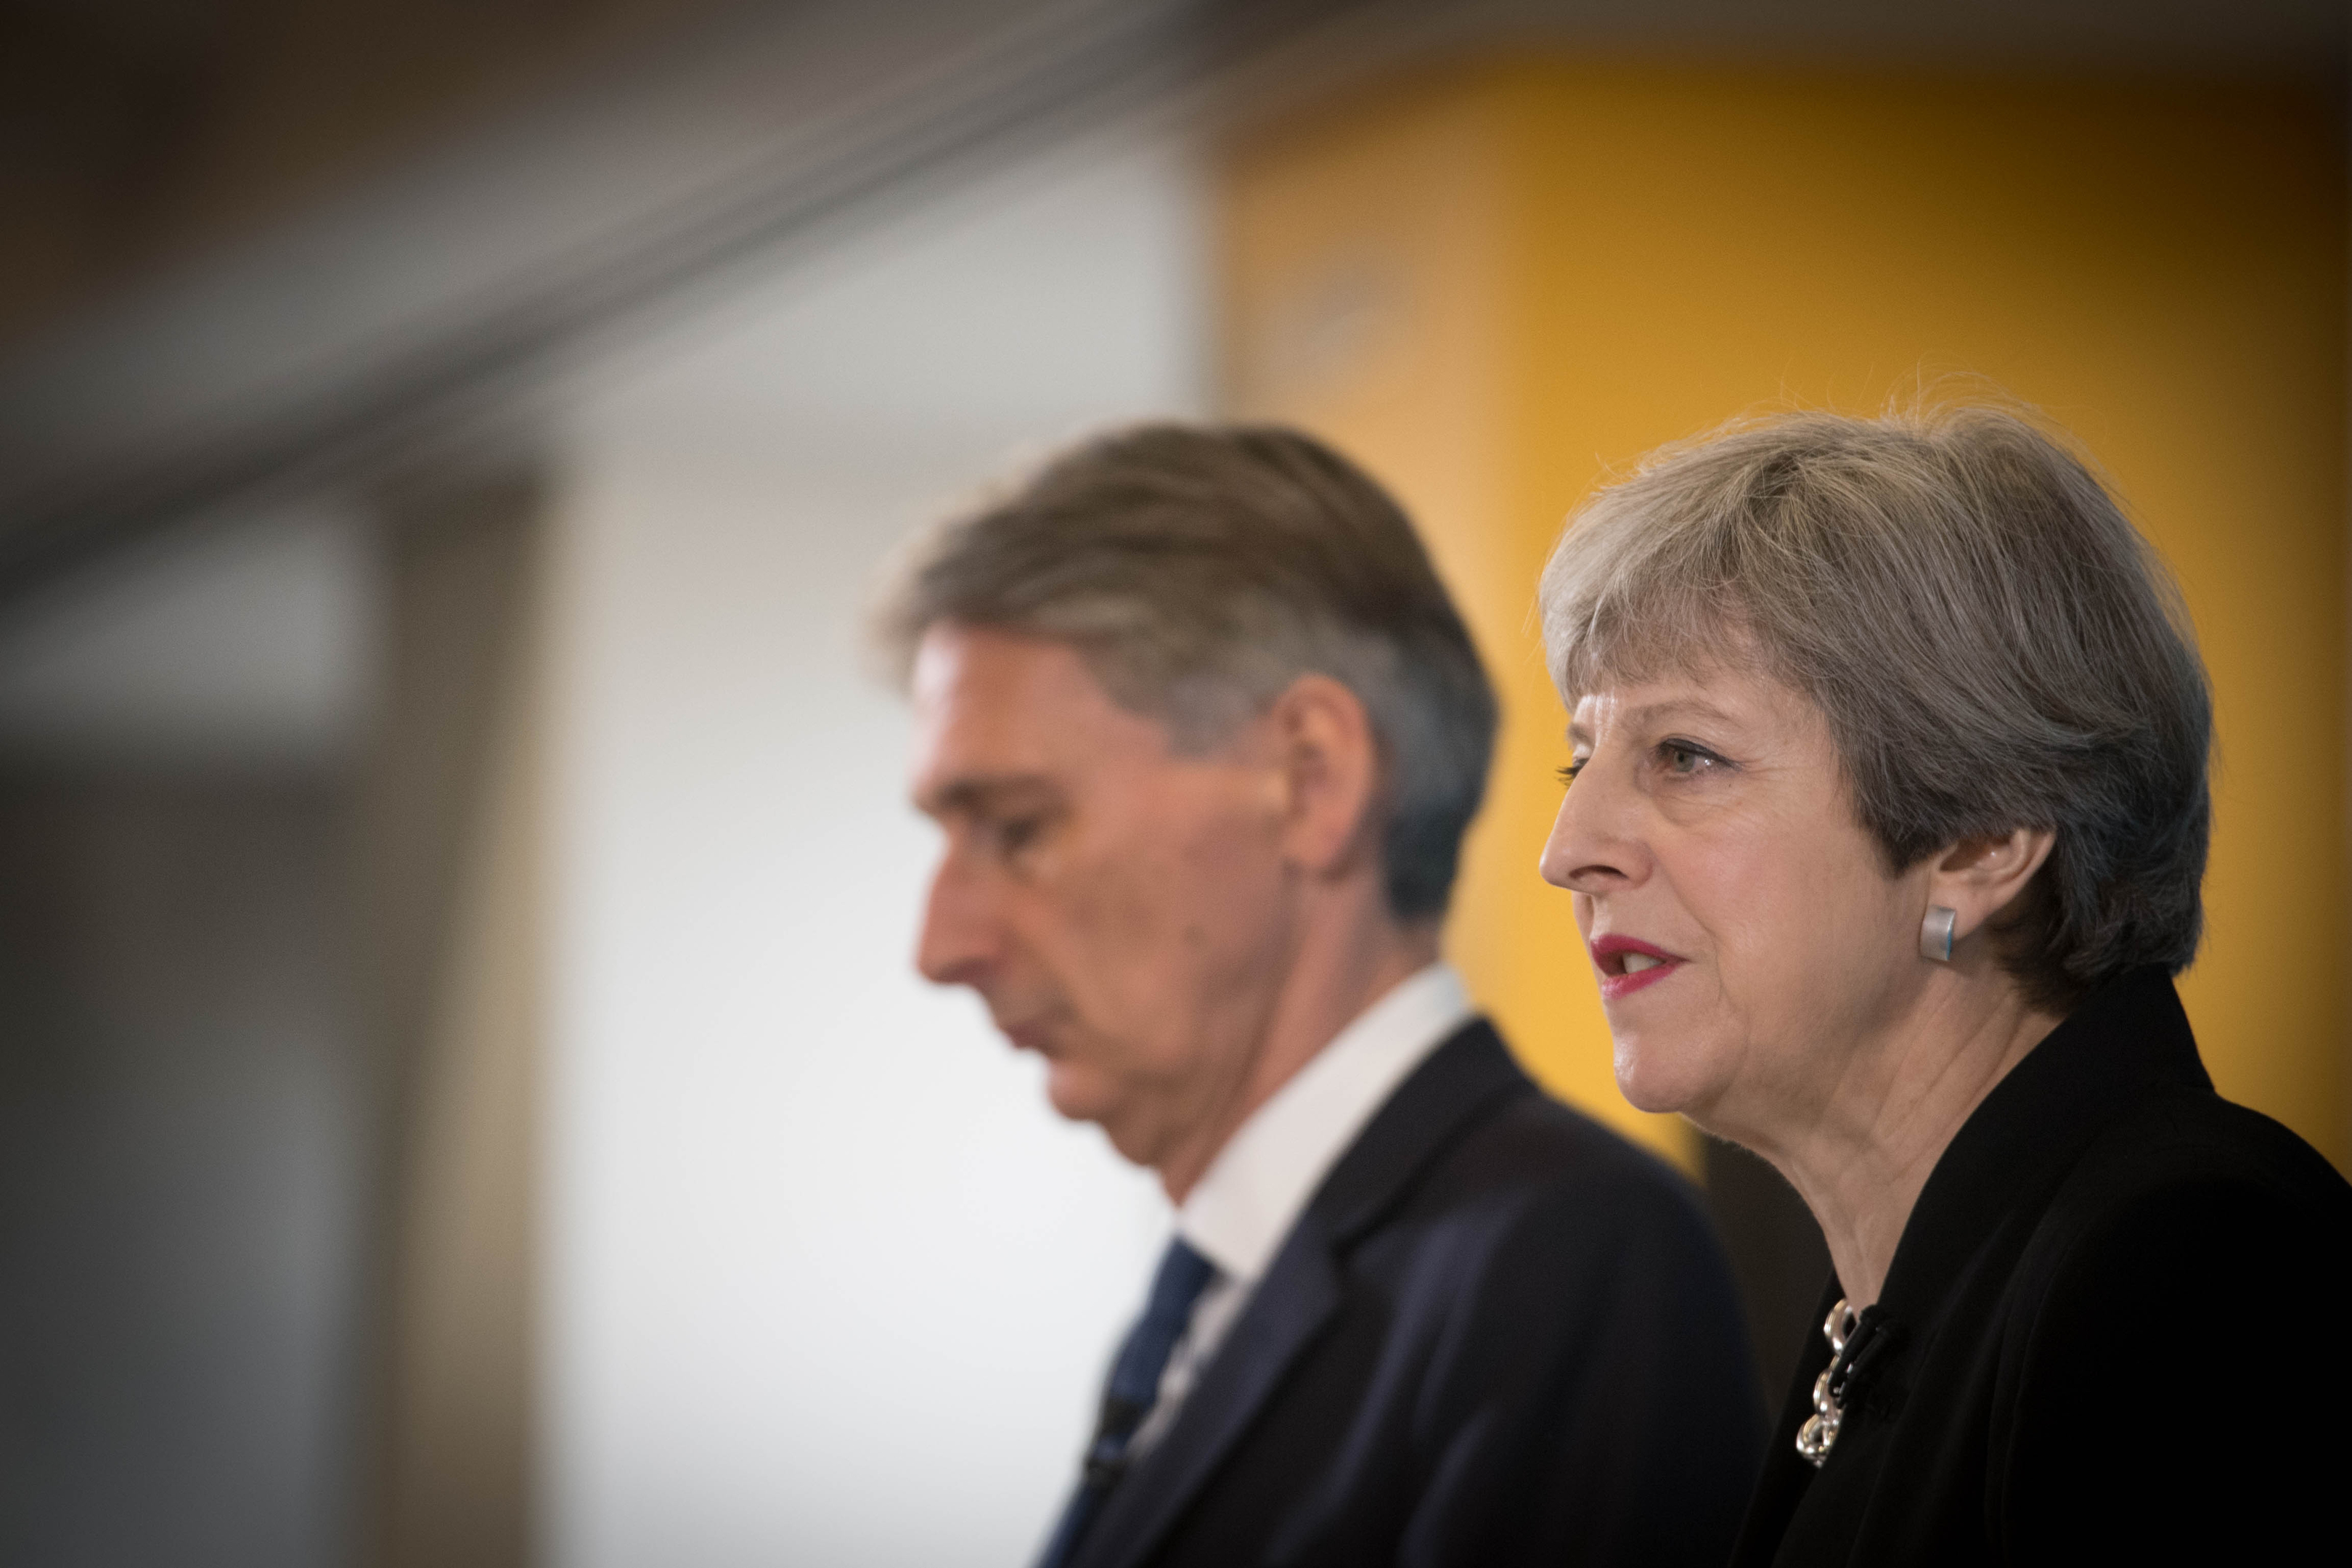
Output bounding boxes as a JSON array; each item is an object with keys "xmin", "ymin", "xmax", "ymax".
[
  {"xmin": 879, "ymin": 422, "xmax": 1498, "ymax": 921},
  {"xmin": 1540, "ymin": 403, "xmax": 2212, "ymax": 1011}
]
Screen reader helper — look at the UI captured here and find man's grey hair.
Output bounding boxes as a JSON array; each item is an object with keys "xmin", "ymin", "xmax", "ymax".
[
  {"xmin": 879, "ymin": 422, "xmax": 1498, "ymax": 922},
  {"xmin": 1540, "ymin": 402, "xmax": 2212, "ymax": 1011}
]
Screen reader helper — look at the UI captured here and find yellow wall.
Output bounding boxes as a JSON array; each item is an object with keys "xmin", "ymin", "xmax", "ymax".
[{"xmin": 1220, "ymin": 60, "xmax": 2348, "ymax": 1173}]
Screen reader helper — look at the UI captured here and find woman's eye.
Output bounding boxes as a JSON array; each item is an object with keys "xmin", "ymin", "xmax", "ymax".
[
  {"xmin": 1659, "ymin": 741, "xmax": 1720, "ymax": 777},
  {"xmin": 1556, "ymin": 759, "xmax": 1588, "ymax": 788}
]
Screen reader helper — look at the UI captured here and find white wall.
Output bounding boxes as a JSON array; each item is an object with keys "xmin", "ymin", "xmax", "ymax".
[{"xmin": 547, "ymin": 129, "xmax": 1204, "ymax": 1568}]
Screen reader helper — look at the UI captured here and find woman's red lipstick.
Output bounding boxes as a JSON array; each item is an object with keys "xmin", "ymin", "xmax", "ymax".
[{"xmin": 1588, "ymin": 934, "xmax": 1684, "ymax": 1001}]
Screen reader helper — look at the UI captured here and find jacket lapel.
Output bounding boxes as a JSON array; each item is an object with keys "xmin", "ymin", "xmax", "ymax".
[{"xmin": 1077, "ymin": 1021, "xmax": 1530, "ymax": 1568}]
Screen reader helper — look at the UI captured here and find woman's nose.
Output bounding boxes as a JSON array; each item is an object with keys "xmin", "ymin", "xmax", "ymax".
[{"xmin": 1539, "ymin": 762, "xmax": 1641, "ymax": 894}]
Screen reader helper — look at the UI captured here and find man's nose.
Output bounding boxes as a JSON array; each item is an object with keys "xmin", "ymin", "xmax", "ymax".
[
  {"xmin": 914, "ymin": 853, "xmax": 997, "ymax": 989},
  {"xmin": 1538, "ymin": 761, "xmax": 1643, "ymax": 895}
]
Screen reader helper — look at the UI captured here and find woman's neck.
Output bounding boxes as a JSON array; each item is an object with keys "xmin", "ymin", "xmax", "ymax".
[{"xmin": 1743, "ymin": 979, "xmax": 2061, "ymax": 1310}]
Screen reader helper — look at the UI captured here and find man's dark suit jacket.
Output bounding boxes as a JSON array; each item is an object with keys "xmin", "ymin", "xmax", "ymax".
[
  {"xmin": 1731, "ymin": 966, "xmax": 2352, "ymax": 1566},
  {"xmin": 1065, "ymin": 1017, "xmax": 1765, "ymax": 1568}
]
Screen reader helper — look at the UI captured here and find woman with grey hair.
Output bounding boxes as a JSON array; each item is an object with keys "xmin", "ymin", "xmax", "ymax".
[{"xmin": 1536, "ymin": 404, "xmax": 2350, "ymax": 1563}]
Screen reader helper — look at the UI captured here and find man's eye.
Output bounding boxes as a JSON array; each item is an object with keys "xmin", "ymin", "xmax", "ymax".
[{"xmin": 994, "ymin": 816, "xmax": 1045, "ymax": 856}]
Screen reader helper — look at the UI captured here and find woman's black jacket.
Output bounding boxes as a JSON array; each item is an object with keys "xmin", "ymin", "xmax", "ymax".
[{"xmin": 1731, "ymin": 965, "xmax": 2352, "ymax": 1566}]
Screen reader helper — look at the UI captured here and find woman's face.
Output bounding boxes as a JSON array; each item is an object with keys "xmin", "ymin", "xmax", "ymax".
[{"xmin": 1539, "ymin": 661, "xmax": 1932, "ymax": 1139}]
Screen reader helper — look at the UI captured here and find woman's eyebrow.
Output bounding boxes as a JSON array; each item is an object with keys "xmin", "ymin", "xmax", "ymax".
[
  {"xmin": 1569, "ymin": 698, "xmax": 1742, "ymax": 748},
  {"xmin": 1622, "ymin": 698, "xmax": 1741, "ymax": 732}
]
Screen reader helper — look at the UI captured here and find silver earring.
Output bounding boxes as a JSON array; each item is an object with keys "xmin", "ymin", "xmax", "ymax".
[{"xmin": 1919, "ymin": 906, "xmax": 1957, "ymax": 963}]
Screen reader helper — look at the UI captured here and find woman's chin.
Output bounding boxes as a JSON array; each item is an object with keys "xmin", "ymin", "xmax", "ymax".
[{"xmin": 1612, "ymin": 1034, "xmax": 1718, "ymax": 1116}]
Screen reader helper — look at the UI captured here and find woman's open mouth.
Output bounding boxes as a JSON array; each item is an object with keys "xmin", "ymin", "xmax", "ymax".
[{"xmin": 1588, "ymin": 934, "xmax": 1685, "ymax": 1001}]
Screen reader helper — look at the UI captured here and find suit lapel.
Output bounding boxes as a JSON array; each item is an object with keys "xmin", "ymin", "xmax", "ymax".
[
  {"xmin": 1078, "ymin": 1220, "xmax": 1345, "ymax": 1568},
  {"xmin": 1077, "ymin": 1021, "xmax": 1530, "ymax": 1568}
]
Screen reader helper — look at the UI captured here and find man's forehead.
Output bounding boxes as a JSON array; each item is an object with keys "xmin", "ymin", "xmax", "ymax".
[
  {"xmin": 907, "ymin": 624, "xmax": 1172, "ymax": 805},
  {"xmin": 913, "ymin": 626, "xmax": 1108, "ymax": 752}
]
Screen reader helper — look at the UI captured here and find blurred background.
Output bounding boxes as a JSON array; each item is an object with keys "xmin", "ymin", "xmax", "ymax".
[{"xmin": 0, "ymin": 2, "xmax": 2341, "ymax": 1565}]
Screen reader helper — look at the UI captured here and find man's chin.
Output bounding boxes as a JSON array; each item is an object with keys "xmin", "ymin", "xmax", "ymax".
[
  {"xmin": 1041, "ymin": 1059, "xmax": 1114, "ymax": 1124},
  {"xmin": 1041, "ymin": 1064, "xmax": 1155, "ymax": 1165}
]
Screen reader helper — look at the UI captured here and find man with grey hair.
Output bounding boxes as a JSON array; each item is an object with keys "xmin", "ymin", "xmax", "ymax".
[{"xmin": 889, "ymin": 422, "xmax": 1763, "ymax": 1568}]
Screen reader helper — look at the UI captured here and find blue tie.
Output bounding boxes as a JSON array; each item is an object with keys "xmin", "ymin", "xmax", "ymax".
[{"xmin": 1035, "ymin": 1237, "xmax": 1217, "ymax": 1568}]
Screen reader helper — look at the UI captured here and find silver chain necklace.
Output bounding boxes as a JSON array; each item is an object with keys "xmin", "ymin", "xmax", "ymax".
[{"xmin": 1795, "ymin": 1297, "xmax": 1860, "ymax": 1467}]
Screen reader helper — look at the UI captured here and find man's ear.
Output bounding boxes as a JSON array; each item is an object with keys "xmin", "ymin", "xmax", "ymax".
[
  {"xmin": 1265, "ymin": 674, "xmax": 1381, "ymax": 878},
  {"xmin": 1926, "ymin": 825, "xmax": 2057, "ymax": 945}
]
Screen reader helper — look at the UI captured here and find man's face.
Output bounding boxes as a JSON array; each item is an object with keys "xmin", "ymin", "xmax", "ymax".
[{"xmin": 909, "ymin": 624, "xmax": 1296, "ymax": 1172}]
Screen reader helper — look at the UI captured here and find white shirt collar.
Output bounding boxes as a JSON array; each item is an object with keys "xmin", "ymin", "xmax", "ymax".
[{"xmin": 1174, "ymin": 963, "xmax": 1472, "ymax": 1287}]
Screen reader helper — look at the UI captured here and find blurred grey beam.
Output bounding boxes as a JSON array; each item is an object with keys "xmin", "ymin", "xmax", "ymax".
[
  {"xmin": 0, "ymin": 0, "xmax": 2338, "ymax": 602},
  {"xmin": 362, "ymin": 467, "xmax": 550, "ymax": 1568},
  {"xmin": 0, "ymin": 0, "xmax": 1369, "ymax": 600}
]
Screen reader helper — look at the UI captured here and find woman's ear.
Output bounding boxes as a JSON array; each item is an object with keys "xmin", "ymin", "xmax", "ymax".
[
  {"xmin": 1265, "ymin": 673, "xmax": 1381, "ymax": 878},
  {"xmin": 1927, "ymin": 825, "xmax": 2057, "ymax": 944}
]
